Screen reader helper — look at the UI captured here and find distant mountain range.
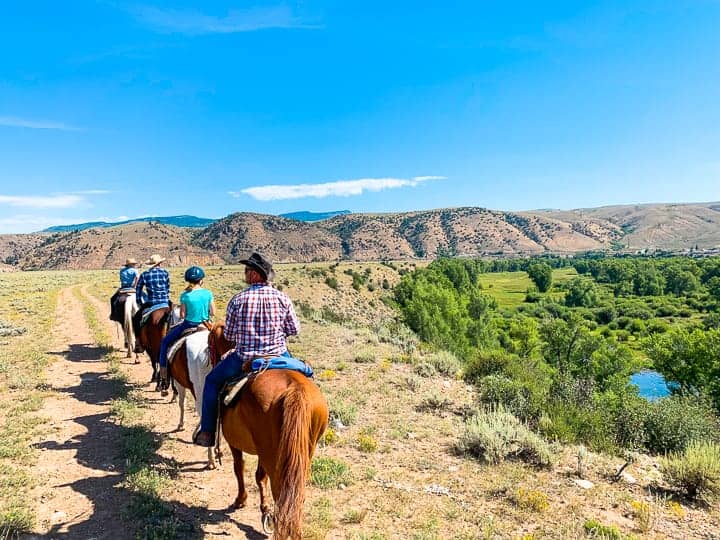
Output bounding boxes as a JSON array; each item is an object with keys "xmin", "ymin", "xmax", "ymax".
[
  {"xmin": 2, "ymin": 202, "xmax": 718, "ymax": 270},
  {"xmin": 42, "ymin": 210, "xmax": 351, "ymax": 233},
  {"xmin": 43, "ymin": 215, "xmax": 216, "ymax": 232}
]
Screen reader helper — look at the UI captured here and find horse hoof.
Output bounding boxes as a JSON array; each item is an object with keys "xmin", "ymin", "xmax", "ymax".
[
  {"xmin": 233, "ymin": 497, "xmax": 247, "ymax": 509},
  {"xmin": 262, "ymin": 512, "xmax": 274, "ymax": 533}
]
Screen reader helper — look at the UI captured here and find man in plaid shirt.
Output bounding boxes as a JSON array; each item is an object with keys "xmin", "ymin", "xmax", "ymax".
[
  {"xmin": 194, "ymin": 252, "xmax": 300, "ymax": 447},
  {"xmin": 135, "ymin": 254, "xmax": 171, "ymax": 307}
]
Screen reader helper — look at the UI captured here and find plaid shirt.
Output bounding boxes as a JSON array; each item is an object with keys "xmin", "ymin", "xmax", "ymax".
[
  {"xmin": 224, "ymin": 283, "xmax": 300, "ymax": 360},
  {"xmin": 135, "ymin": 266, "xmax": 170, "ymax": 304}
]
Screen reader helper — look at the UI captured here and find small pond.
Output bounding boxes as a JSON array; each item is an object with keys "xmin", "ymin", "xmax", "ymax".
[{"xmin": 631, "ymin": 369, "xmax": 672, "ymax": 400}]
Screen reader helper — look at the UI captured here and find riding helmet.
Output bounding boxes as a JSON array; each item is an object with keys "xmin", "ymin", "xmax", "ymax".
[{"xmin": 184, "ymin": 266, "xmax": 205, "ymax": 282}]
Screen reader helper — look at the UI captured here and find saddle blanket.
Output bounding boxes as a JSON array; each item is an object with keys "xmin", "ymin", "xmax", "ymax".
[
  {"xmin": 250, "ymin": 356, "xmax": 314, "ymax": 377},
  {"xmin": 140, "ymin": 302, "xmax": 169, "ymax": 325}
]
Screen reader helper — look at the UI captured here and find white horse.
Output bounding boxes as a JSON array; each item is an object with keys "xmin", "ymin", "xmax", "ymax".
[
  {"xmin": 166, "ymin": 320, "xmax": 217, "ymax": 468},
  {"xmin": 119, "ymin": 291, "xmax": 140, "ymax": 361}
]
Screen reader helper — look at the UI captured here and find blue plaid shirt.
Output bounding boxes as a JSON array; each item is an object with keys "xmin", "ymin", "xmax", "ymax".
[{"xmin": 136, "ymin": 266, "xmax": 170, "ymax": 304}]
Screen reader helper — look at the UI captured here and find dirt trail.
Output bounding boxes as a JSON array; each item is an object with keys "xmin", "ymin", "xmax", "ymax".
[
  {"xmin": 26, "ymin": 286, "xmax": 268, "ymax": 539},
  {"xmin": 27, "ymin": 286, "xmax": 133, "ymax": 539}
]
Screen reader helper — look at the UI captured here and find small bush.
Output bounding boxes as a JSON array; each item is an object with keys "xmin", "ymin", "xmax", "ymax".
[
  {"xmin": 321, "ymin": 427, "xmax": 339, "ymax": 446},
  {"xmin": 425, "ymin": 350, "xmax": 462, "ymax": 377},
  {"xmin": 457, "ymin": 408, "xmax": 554, "ymax": 468},
  {"xmin": 512, "ymin": 488, "xmax": 549, "ymax": 512},
  {"xmin": 662, "ymin": 441, "xmax": 720, "ymax": 504},
  {"xmin": 325, "ymin": 276, "xmax": 338, "ymax": 289},
  {"xmin": 476, "ymin": 375, "xmax": 542, "ymax": 423},
  {"xmin": 463, "ymin": 350, "xmax": 514, "ymax": 383},
  {"xmin": 356, "ymin": 427, "xmax": 378, "ymax": 453},
  {"xmin": 414, "ymin": 362, "xmax": 436, "ymax": 378},
  {"xmin": 583, "ymin": 520, "xmax": 628, "ymax": 539},
  {"xmin": 417, "ymin": 391, "xmax": 451, "ymax": 413},
  {"xmin": 311, "ymin": 457, "xmax": 352, "ymax": 489},
  {"xmin": 330, "ymin": 399, "xmax": 358, "ymax": 426},
  {"xmin": 644, "ymin": 395, "xmax": 720, "ymax": 454},
  {"xmin": 353, "ymin": 350, "xmax": 376, "ymax": 363}
]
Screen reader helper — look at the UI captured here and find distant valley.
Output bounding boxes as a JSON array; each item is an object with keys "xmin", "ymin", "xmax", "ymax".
[{"xmin": 2, "ymin": 202, "xmax": 719, "ymax": 270}]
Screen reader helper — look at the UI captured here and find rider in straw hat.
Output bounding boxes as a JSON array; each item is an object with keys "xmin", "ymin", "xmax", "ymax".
[
  {"xmin": 119, "ymin": 257, "xmax": 139, "ymax": 289},
  {"xmin": 194, "ymin": 252, "xmax": 299, "ymax": 447},
  {"xmin": 135, "ymin": 254, "xmax": 170, "ymax": 309}
]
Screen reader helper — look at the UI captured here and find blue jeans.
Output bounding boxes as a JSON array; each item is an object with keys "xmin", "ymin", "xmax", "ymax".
[
  {"xmin": 159, "ymin": 320, "xmax": 198, "ymax": 368},
  {"xmin": 200, "ymin": 349, "xmax": 290, "ymax": 433}
]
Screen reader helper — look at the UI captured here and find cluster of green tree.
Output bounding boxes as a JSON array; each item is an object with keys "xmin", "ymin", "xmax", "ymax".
[
  {"xmin": 393, "ymin": 256, "xmax": 720, "ymax": 454},
  {"xmin": 573, "ymin": 256, "xmax": 720, "ymax": 299}
]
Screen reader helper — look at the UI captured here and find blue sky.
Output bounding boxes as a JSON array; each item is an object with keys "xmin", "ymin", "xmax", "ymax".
[{"xmin": 1, "ymin": 1, "xmax": 719, "ymax": 233}]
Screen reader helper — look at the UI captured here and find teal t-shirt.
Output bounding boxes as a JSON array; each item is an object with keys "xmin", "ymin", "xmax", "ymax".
[{"xmin": 179, "ymin": 288, "xmax": 213, "ymax": 324}]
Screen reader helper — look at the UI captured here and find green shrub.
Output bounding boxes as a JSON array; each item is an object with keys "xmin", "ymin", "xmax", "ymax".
[
  {"xmin": 662, "ymin": 441, "xmax": 720, "ymax": 504},
  {"xmin": 330, "ymin": 399, "xmax": 358, "ymax": 426},
  {"xmin": 476, "ymin": 375, "xmax": 542, "ymax": 422},
  {"xmin": 311, "ymin": 457, "xmax": 352, "ymax": 489},
  {"xmin": 353, "ymin": 350, "xmax": 376, "ymax": 363},
  {"xmin": 325, "ymin": 276, "xmax": 338, "ymax": 289},
  {"xmin": 583, "ymin": 519, "xmax": 628, "ymax": 539},
  {"xmin": 463, "ymin": 350, "xmax": 514, "ymax": 383},
  {"xmin": 644, "ymin": 395, "xmax": 720, "ymax": 454},
  {"xmin": 540, "ymin": 401, "xmax": 616, "ymax": 453},
  {"xmin": 457, "ymin": 408, "xmax": 554, "ymax": 468},
  {"xmin": 424, "ymin": 350, "xmax": 462, "ymax": 377},
  {"xmin": 414, "ymin": 362, "xmax": 436, "ymax": 378}
]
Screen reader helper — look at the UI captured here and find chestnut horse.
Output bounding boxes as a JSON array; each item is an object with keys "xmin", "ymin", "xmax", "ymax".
[
  {"xmin": 164, "ymin": 328, "xmax": 217, "ymax": 469},
  {"xmin": 138, "ymin": 306, "xmax": 170, "ymax": 390},
  {"xmin": 208, "ymin": 323, "xmax": 328, "ymax": 540}
]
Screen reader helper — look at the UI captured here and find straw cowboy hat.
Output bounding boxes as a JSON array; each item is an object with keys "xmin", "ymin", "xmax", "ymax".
[
  {"xmin": 144, "ymin": 254, "xmax": 166, "ymax": 266},
  {"xmin": 239, "ymin": 252, "xmax": 275, "ymax": 281},
  {"xmin": 125, "ymin": 258, "xmax": 138, "ymax": 266}
]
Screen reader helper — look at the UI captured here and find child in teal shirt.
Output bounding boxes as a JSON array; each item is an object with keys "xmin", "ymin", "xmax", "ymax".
[{"xmin": 159, "ymin": 266, "xmax": 216, "ymax": 378}]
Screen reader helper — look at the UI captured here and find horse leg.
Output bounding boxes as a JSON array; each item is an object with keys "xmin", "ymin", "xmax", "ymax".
[
  {"xmin": 175, "ymin": 384, "xmax": 185, "ymax": 430},
  {"xmin": 229, "ymin": 446, "xmax": 247, "ymax": 509},
  {"xmin": 256, "ymin": 464, "xmax": 273, "ymax": 531}
]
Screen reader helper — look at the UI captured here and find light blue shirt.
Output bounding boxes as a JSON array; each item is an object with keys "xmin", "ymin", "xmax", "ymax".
[
  {"xmin": 119, "ymin": 266, "xmax": 138, "ymax": 288},
  {"xmin": 180, "ymin": 288, "xmax": 213, "ymax": 324}
]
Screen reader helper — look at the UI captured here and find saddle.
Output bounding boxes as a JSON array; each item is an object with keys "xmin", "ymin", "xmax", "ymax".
[
  {"xmin": 109, "ymin": 289, "xmax": 135, "ymax": 323},
  {"xmin": 166, "ymin": 326, "xmax": 210, "ymax": 366}
]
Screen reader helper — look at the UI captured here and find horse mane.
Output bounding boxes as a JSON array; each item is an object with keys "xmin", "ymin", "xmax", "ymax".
[{"xmin": 274, "ymin": 382, "xmax": 312, "ymax": 539}]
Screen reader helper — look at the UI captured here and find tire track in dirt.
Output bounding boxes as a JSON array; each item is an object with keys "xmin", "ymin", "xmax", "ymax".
[
  {"xmin": 26, "ymin": 285, "xmax": 134, "ymax": 539},
  {"xmin": 80, "ymin": 286, "xmax": 268, "ymax": 539}
]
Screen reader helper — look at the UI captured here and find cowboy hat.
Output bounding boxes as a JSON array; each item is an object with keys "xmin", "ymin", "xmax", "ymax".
[
  {"xmin": 125, "ymin": 257, "xmax": 138, "ymax": 266},
  {"xmin": 239, "ymin": 252, "xmax": 275, "ymax": 281},
  {"xmin": 144, "ymin": 254, "xmax": 166, "ymax": 266}
]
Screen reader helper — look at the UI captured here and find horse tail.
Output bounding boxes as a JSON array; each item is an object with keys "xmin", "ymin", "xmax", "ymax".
[{"xmin": 274, "ymin": 381, "xmax": 312, "ymax": 539}]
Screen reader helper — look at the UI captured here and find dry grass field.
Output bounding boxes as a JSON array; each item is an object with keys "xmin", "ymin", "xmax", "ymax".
[{"xmin": 1, "ymin": 263, "xmax": 718, "ymax": 539}]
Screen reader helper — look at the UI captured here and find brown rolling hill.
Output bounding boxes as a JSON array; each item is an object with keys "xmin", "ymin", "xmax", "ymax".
[
  {"xmin": 14, "ymin": 222, "xmax": 223, "ymax": 270},
  {"xmin": 1, "ymin": 202, "xmax": 719, "ymax": 270}
]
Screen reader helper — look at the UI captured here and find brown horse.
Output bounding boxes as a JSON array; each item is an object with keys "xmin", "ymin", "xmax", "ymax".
[
  {"xmin": 209, "ymin": 324, "xmax": 329, "ymax": 540},
  {"xmin": 138, "ymin": 306, "xmax": 170, "ymax": 390}
]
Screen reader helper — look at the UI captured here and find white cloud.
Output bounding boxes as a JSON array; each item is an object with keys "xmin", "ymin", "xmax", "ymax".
[
  {"xmin": 0, "ymin": 194, "xmax": 84, "ymax": 208},
  {"xmin": 0, "ymin": 116, "xmax": 83, "ymax": 131},
  {"xmin": 234, "ymin": 176, "xmax": 446, "ymax": 201},
  {"xmin": 71, "ymin": 189, "xmax": 112, "ymax": 195},
  {"xmin": 130, "ymin": 4, "xmax": 319, "ymax": 35}
]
